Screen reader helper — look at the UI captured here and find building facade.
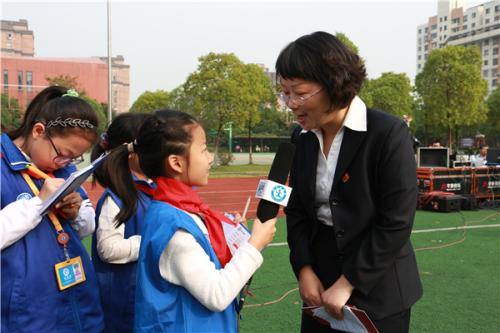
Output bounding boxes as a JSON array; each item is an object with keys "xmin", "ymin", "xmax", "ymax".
[
  {"xmin": 417, "ymin": 0, "xmax": 500, "ymax": 92},
  {"xmin": 1, "ymin": 19, "xmax": 130, "ymax": 114}
]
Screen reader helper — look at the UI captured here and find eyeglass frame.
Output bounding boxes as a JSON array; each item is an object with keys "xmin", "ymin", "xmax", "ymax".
[
  {"xmin": 45, "ymin": 133, "xmax": 85, "ymax": 165},
  {"xmin": 279, "ymin": 88, "xmax": 323, "ymax": 107}
]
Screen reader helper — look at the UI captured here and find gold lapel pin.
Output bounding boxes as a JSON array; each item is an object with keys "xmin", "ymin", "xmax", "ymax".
[{"xmin": 342, "ymin": 172, "xmax": 350, "ymax": 183}]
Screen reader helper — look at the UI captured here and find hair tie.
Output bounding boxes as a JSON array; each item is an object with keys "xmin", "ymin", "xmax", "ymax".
[
  {"xmin": 62, "ymin": 89, "xmax": 79, "ymax": 98},
  {"xmin": 99, "ymin": 132, "xmax": 109, "ymax": 150}
]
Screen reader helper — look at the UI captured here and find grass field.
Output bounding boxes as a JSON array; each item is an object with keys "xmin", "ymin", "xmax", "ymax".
[{"xmin": 82, "ymin": 209, "xmax": 500, "ymax": 332}]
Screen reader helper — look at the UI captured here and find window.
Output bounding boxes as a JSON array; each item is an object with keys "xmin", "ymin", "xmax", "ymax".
[
  {"xmin": 418, "ymin": 55, "xmax": 422, "ymax": 60},
  {"xmin": 425, "ymin": 45, "xmax": 429, "ymax": 51},
  {"xmin": 496, "ymin": 5, "xmax": 500, "ymax": 12},
  {"xmin": 3, "ymin": 69, "xmax": 8, "ymax": 93},
  {"xmin": 492, "ymin": 69, "xmax": 498, "ymax": 77},
  {"xmin": 493, "ymin": 58, "xmax": 498, "ymax": 66},
  {"xmin": 485, "ymin": 49, "xmax": 490, "ymax": 56},
  {"xmin": 440, "ymin": 17, "xmax": 443, "ymax": 22},
  {"xmin": 425, "ymin": 27, "xmax": 429, "ymax": 33},
  {"xmin": 472, "ymin": 23, "xmax": 476, "ymax": 28},
  {"xmin": 26, "ymin": 71, "xmax": 32, "ymax": 92},
  {"xmin": 464, "ymin": 15, "xmax": 468, "ymax": 22},
  {"xmin": 493, "ymin": 79, "xmax": 497, "ymax": 87},
  {"xmin": 418, "ymin": 64, "xmax": 421, "ymax": 69},
  {"xmin": 418, "ymin": 29, "xmax": 422, "ymax": 34},
  {"xmin": 494, "ymin": 48, "xmax": 499, "ymax": 55},
  {"xmin": 444, "ymin": 16, "xmax": 447, "ymax": 20},
  {"xmin": 485, "ymin": 59, "xmax": 489, "ymax": 66},
  {"xmin": 17, "ymin": 71, "xmax": 23, "ymax": 92},
  {"xmin": 495, "ymin": 15, "xmax": 500, "ymax": 21},
  {"xmin": 486, "ymin": 18, "xmax": 490, "ymax": 24},
  {"xmin": 484, "ymin": 70, "xmax": 489, "ymax": 77},
  {"xmin": 486, "ymin": 8, "xmax": 490, "ymax": 14},
  {"xmin": 431, "ymin": 24, "xmax": 437, "ymax": 30},
  {"xmin": 418, "ymin": 46, "xmax": 422, "ymax": 52},
  {"xmin": 472, "ymin": 12, "xmax": 476, "ymax": 18},
  {"xmin": 463, "ymin": 25, "xmax": 468, "ymax": 30},
  {"xmin": 444, "ymin": 25, "xmax": 447, "ymax": 30}
]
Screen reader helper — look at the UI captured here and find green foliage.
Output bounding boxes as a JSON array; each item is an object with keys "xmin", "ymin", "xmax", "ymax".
[
  {"xmin": 216, "ymin": 149, "xmax": 235, "ymax": 166},
  {"xmin": 335, "ymin": 32, "xmax": 359, "ymax": 55},
  {"xmin": 81, "ymin": 95, "xmax": 107, "ymax": 133},
  {"xmin": 362, "ymin": 72, "xmax": 414, "ymax": 118},
  {"xmin": 129, "ymin": 90, "xmax": 170, "ymax": 113},
  {"xmin": 1, "ymin": 94, "xmax": 21, "ymax": 131},
  {"xmin": 45, "ymin": 74, "xmax": 86, "ymax": 95},
  {"xmin": 415, "ymin": 45, "xmax": 488, "ymax": 147},
  {"xmin": 485, "ymin": 87, "xmax": 500, "ymax": 146}
]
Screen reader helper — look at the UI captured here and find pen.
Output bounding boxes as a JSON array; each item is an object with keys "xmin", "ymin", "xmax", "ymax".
[{"xmin": 242, "ymin": 195, "xmax": 251, "ymax": 220}]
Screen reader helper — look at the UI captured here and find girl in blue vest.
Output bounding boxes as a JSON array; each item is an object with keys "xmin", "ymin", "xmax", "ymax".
[
  {"xmin": 90, "ymin": 112, "xmax": 153, "ymax": 333},
  {"xmin": 104, "ymin": 109, "xmax": 277, "ymax": 332},
  {"xmin": 0, "ymin": 86, "xmax": 104, "ymax": 332}
]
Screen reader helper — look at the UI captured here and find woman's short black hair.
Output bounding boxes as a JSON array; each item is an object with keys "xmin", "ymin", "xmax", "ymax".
[{"xmin": 275, "ymin": 31, "xmax": 366, "ymax": 111}]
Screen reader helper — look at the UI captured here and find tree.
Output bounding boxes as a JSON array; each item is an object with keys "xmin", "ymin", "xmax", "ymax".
[
  {"xmin": 1, "ymin": 94, "xmax": 21, "ymax": 131},
  {"xmin": 415, "ymin": 45, "xmax": 488, "ymax": 150},
  {"xmin": 183, "ymin": 53, "xmax": 247, "ymax": 161},
  {"xmin": 485, "ymin": 87, "xmax": 500, "ymax": 147},
  {"xmin": 336, "ymin": 32, "xmax": 360, "ymax": 55},
  {"xmin": 81, "ymin": 96, "xmax": 107, "ymax": 133},
  {"xmin": 45, "ymin": 74, "xmax": 86, "ymax": 95},
  {"xmin": 362, "ymin": 72, "xmax": 414, "ymax": 118},
  {"xmin": 129, "ymin": 90, "xmax": 170, "ymax": 113},
  {"xmin": 237, "ymin": 63, "xmax": 276, "ymax": 164}
]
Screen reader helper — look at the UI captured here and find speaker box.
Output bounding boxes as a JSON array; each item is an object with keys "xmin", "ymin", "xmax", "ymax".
[
  {"xmin": 423, "ymin": 195, "xmax": 462, "ymax": 212},
  {"xmin": 460, "ymin": 195, "xmax": 478, "ymax": 210}
]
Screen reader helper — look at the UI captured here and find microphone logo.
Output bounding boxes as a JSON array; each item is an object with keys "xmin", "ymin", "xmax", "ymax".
[{"xmin": 271, "ymin": 185, "xmax": 287, "ymax": 202}]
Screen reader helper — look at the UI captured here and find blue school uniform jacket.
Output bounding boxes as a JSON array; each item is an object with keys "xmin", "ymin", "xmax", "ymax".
[
  {"xmin": 0, "ymin": 133, "xmax": 104, "ymax": 333},
  {"xmin": 134, "ymin": 200, "xmax": 237, "ymax": 333},
  {"xmin": 92, "ymin": 182, "xmax": 153, "ymax": 333}
]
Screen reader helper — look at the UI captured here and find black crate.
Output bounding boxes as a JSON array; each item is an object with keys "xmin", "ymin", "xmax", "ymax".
[{"xmin": 422, "ymin": 195, "xmax": 462, "ymax": 212}]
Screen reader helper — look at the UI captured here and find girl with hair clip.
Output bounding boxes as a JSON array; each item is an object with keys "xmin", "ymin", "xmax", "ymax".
[
  {"xmin": 103, "ymin": 109, "xmax": 277, "ymax": 332},
  {"xmin": 90, "ymin": 112, "xmax": 152, "ymax": 333},
  {"xmin": 0, "ymin": 86, "xmax": 104, "ymax": 332}
]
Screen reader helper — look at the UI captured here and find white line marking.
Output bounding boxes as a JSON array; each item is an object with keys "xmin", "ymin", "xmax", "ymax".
[{"xmin": 267, "ymin": 224, "xmax": 500, "ymax": 247}]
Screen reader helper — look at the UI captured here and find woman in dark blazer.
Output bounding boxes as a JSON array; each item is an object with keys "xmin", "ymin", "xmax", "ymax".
[{"xmin": 277, "ymin": 31, "xmax": 423, "ymax": 333}]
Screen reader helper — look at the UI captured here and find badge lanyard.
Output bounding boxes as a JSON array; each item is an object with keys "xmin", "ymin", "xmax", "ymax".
[
  {"xmin": 21, "ymin": 166, "xmax": 72, "ymax": 260},
  {"xmin": 21, "ymin": 165, "xmax": 87, "ymax": 290}
]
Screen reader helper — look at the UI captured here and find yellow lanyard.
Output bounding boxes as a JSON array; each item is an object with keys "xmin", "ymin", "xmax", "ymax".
[{"xmin": 21, "ymin": 166, "xmax": 71, "ymax": 260}]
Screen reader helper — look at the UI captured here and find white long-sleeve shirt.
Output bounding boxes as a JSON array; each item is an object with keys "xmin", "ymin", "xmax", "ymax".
[
  {"xmin": 159, "ymin": 213, "xmax": 263, "ymax": 312},
  {"xmin": 95, "ymin": 196, "xmax": 141, "ymax": 263},
  {"xmin": 0, "ymin": 197, "xmax": 95, "ymax": 250}
]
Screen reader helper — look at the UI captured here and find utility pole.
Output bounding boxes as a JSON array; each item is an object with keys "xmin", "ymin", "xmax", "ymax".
[
  {"xmin": 107, "ymin": 0, "xmax": 113, "ymax": 125},
  {"xmin": 224, "ymin": 122, "xmax": 233, "ymax": 153}
]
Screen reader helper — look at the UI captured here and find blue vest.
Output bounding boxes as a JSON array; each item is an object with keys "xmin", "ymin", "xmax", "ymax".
[
  {"xmin": 134, "ymin": 201, "xmax": 237, "ymax": 333},
  {"xmin": 92, "ymin": 182, "xmax": 153, "ymax": 333},
  {"xmin": 0, "ymin": 133, "xmax": 104, "ymax": 333}
]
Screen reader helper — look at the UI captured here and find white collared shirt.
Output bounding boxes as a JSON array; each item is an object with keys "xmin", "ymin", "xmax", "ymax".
[{"xmin": 302, "ymin": 96, "xmax": 367, "ymax": 226}]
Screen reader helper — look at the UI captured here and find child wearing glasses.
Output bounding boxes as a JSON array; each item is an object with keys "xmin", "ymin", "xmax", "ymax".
[
  {"xmin": 90, "ymin": 112, "xmax": 152, "ymax": 333},
  {"xmin": 0, "ymin": 86, "xmax": 104, "ymax": 332}
]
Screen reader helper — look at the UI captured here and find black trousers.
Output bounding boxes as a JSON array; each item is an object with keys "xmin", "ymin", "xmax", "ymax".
[{"xmin": 300, "ymin": 223, "xmax": 411, "ymax": 333}]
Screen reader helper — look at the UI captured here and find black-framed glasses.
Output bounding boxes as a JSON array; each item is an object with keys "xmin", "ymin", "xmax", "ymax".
[
  {"xmin": 46, "ymin": 134, "xmax": 85, "ymax": 165},
  {"xmin": 279, "ymin": 88, "xmax": 323, "ymax": 107}
]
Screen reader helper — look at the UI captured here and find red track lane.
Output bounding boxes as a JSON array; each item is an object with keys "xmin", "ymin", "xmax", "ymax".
[{"xmin": 82, "ymin": 177, "xmax": 285, "ymax": 219}]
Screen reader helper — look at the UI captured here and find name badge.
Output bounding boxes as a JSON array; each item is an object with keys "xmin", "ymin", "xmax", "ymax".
[{"xmin": 54, "ymin": 256, "xmax": 86, "ymax": 291}]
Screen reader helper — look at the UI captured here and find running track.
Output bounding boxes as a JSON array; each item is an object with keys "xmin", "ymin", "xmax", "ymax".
[{"xmin": 82, "ymin": 177, "xmax": 284, "ymax": 219}]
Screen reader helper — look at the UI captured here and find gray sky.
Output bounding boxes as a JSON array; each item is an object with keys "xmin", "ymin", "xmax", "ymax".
[{"xmin": 1, "ymin": 0, "xmax": 486, "ymax": 104}]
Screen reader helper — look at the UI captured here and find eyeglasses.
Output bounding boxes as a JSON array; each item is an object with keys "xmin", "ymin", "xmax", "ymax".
[
  {"xmin": 279, "ymin": 88, "xmax": 322, "ymax": 107},
  {"xmin": 46, "ymin": 134, "xmax": 85, "ymax": 165}
]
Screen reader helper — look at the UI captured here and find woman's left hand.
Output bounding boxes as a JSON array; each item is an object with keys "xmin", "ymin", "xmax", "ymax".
[
  {"xmin": 321, "ymin": 275, "xmax": 354, "ymax": 320},
  {"xmin": 56, "ymin": 192, "xmax": 82, "ymax": 220}
]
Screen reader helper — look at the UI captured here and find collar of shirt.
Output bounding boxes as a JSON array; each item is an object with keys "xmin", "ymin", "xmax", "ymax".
[{"xmin": 300, "ymin": 95, "xmax": 367, "ymax": 136}]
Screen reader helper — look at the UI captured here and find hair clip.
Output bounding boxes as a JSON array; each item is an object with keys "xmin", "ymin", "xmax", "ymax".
[
  {"xmin": 46, "ymin": 117, "xmax": 95, "ymax": 129},
  {"xmin": 62, "ymin": 89, "xmax": 79, "ymax": 98}
]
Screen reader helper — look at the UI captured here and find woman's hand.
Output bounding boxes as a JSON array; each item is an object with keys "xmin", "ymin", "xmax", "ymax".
[
  {"xmin": 38, "ymin": 178, "xmax": 65, "ymax": 202},
  {"xmin": 321, "ymin": 275, "xmax": 354, "ymax": 320},
  {"xmin": 298, "ymin": 265, "xmax": 324, "ymax": 307},
  {"xmin": 248, "ymin": 217, "xmax": 277, "ymax": 251},
  {"xmin": 228, "ymin": 211, "xmax": 247, "ymax": 227},
  {"xmin": 55, "ymin": 192, "xmax": 83, "ymax": 220}
]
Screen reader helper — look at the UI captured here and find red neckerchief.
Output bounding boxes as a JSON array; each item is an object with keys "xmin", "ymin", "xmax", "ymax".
[{"xmin": 152, "ymin": 177, "xmax": 236, "ymax": 267}]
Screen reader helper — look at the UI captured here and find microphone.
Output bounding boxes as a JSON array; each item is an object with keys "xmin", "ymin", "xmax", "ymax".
[{"xmin": 256, "ymin": 142, "xmax": 296, "ymax": 222}]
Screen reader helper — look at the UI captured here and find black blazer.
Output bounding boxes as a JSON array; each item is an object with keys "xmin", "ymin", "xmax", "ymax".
[{"xmin": 285, "ymin": 108, "xmax": 423, "ymax": 319}]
